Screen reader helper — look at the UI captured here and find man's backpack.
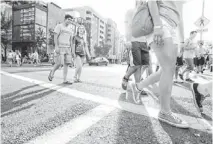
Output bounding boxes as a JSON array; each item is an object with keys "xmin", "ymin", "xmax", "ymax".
[{"xmin": 131, "ymin": 1, "xmax": 154, "ymax": 38}]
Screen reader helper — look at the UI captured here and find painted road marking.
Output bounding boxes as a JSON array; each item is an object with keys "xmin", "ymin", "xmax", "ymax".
[
  {"xmin": 1, "ymin": 71, "xmax": 212, "ymax": 133},
  {"xmin": 25, "ymin": 105, "xmax": 115, "ymax": 144}
]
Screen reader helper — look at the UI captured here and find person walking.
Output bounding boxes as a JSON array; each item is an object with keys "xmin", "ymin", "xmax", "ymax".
[
  {"xmin": 15, "ymin": 50, "xmax": 21, "ymax": 67},
  {"xmin": 72, "ymin": 25, "xmax": 91, "ymax": 83},
  {"xmin": 7, "ymin": 50, "xmax": 14, "ymax": 67},
  {"xmin": 179, "ymin": 31, "xmax": 198, "ymax": 82},
  {"xmin": 122, "ymin": 0, "xmax": 151, "ymax": 103},
  {"xmin": 48, "ymin": 14, "xmax": 74, "ymax": 84},
  {"xmin": 128, "ymin": 1, "xmax": 189, "ymax": 128}
]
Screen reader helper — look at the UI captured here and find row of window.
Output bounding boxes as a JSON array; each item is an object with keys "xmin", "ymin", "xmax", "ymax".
[{"xmin": 100, "ymin": 30, "xmax": 104, "ymax": 34}]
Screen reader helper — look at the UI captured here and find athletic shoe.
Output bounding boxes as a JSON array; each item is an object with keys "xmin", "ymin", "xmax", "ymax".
[
  {"xmin": 128, "ymin": 82, "xmax": 141, "ymax": 104},
  {"xmin": 158, "ymin": 112, "xmax": 189, "ymax": 128},
  {"xmin": 185, "ymin": 78, "xmax": 194, "ymax": 83},
  {"xmin": 190, "ymin": 83, "xmax": 203, "ymax": 113}
]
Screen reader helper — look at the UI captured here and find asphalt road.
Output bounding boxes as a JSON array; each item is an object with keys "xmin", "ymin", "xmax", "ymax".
[{"xmin": 1, "ymin": 64, "xmax": 212, "ymax": 144}]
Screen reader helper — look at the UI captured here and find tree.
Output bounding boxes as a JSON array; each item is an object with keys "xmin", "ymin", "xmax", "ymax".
[
  {"xmin": 35, "ymin": 26, "xmax": 47, "ymax": 56},
  {"xmin": 83, "ymin": 22, "xmax": 92, "ymax": 53},
  {"xmin": 1, "ymin": 10, "xmax": 12, "ymax": 61},
  {"xmin": 48, "ymin": 28, "xmax": 54, "ymax": 46},
  {"xmin": 94, "ymin": 43, "xmax": 111, "ymax": 57}
]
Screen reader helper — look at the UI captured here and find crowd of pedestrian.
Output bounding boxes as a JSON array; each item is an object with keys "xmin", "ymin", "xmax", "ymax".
[
  {"xmin": 122, "ymin": 0, "xmax": 212, "ymax": 129},
  {"xmin": 5, "ymin": 50, "xmax": 40, "ymax": 67}
]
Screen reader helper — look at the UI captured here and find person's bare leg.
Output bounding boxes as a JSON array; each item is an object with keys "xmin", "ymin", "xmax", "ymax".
[
  {"xmin": 133, "ymin": 65, "xmax": 142, "ymax": 83},
  {"xmin": 74, "ymin": 55, "xmax": 81, "ymax": 80},
  {"xmin": 137, "ymin": 38, "xmax": 177, "ymax": 113},
  {"xmin": 77, "ymin": 57, "xmax": 83, "ymax": 80},
  {"xmin": 63, "ymin": 64, "xmax": 68, "ymax": 82}
]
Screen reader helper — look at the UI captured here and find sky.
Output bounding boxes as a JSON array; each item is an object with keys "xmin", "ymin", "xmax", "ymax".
[{"xmin": 46, "ymin": 0, "xmax": 213, "ymax": 42}]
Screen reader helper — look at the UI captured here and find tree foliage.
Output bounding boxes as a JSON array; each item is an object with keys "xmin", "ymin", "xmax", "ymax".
[
  {"xmin": 35, "ymin": 27, "xmax": 47, "ymax": 55},
  {"xmin": 1, "ymin": 10, "xmax": 12, "ymax": 60}
]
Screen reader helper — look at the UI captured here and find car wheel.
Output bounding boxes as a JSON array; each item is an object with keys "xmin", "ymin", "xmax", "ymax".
[{"xmin": 96, "ymin": 63, "xmax": 98, "ymax": 66}]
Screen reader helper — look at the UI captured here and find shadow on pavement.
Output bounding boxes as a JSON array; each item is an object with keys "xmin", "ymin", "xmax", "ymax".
[
  {"xmin": 160, "ymin": 122, "xmax": 212, "ymax": 144},
  {"xmin": 1, "ymin": 87, "xmax": 59, "ymax": 117},
  {"xmin": 1, "ymin": 84, "xmax": 39, "ymax": 99},
  {"xmin": 115, "ymin": 92, "xmax": 160, "ymax": 143}
]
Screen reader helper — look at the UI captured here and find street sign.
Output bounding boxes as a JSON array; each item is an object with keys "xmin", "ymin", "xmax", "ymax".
[
  {"xmin": 194, "ymin": 16, "xmax": 210, "ymax": 28},
  {"xmin": 197, "ymin": 28, "xmax": 208, "ymax": 33}
]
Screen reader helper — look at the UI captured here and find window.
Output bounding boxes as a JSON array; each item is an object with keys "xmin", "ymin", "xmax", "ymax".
[
  {"xmin": 100, "ymin": 36, "xmax": 103, "ymax": 39},
  {"xmin": 100, "ymin": 25, "xmax": 104, "ymax": 29},
  {"xmin": 100, "ymin": 20, "xmax": 104, "ymax": 24},
  {"xmin": 86, "ymin": 17, "xmax": 91, "ymax": 21},
  {"xmin": 107, "ymin": 34, "xmax": 111, "ymax": 37},
  {"xmin": 35, "ymin": 8, "xmax": 47, "ymax": 26},
  {"xmin": 100, "ymin": 30, "xmax": 104, "ymax": 34}
]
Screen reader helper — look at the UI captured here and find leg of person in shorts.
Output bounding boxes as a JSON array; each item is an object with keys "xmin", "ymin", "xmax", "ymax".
[
  {"xmin": 74, "ymin": 55, "xmax": 85, "ymax": 82},
  {"xmin": 198, "ymin": 56, "xmax": 205, "ymax": 73},
  {"xmin": 174, "ymin": 56, "xmax": 184, "ymax": 83},
  {"xmin": 122, "ymin": 42, "xmax": 143, "ymax": 90},
  {"xmin": 48, "ymin": 47, "xmax": 72, "ymax": 84},
  {"xmin": 128, "ymin": 18, "xmax": 188, "ymax": 128},
  {"xmin": 181, "ymin": 58, "xmax": 194, "ymax": 82}
]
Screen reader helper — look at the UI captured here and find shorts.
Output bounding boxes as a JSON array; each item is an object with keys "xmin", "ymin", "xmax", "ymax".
[
  {"xmin": 146, "ymin": 17, "xmax": 178, "ymax": 46},
  {"xmin": 185, "ymin": 58, "xmax": 194, "ymax": 71},
  {"xmin": 54, "ymin": 47, "xmax": 72, "ymax": 66},
  {"xmin": 194, "ymin": 57, "xmax": 198, "ymax": 67},
  {"xmin": 198, "ymin": 57, "xmax": 205, "ymax": 66},
  {"xmin": 176, "ymin": 56, "xmax": 183, "ymax": 66},
  {"xmin": 129, "ymin": 42, "xmax": 149, "ymax": 66}
]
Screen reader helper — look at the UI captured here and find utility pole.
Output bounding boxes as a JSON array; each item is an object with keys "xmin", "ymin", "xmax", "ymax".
[{"xmin": 200, "ymin": 0, "xmax": 205, "ymax": 41}]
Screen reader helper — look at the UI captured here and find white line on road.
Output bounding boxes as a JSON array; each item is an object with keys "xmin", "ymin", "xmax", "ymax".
[
  {"xmin": 25, "ymin": 105, "xmax": 115, "ymax": 144},
  {"xmin": 1, "ymin": 71, "xmax": 212, "ymax": 133}
]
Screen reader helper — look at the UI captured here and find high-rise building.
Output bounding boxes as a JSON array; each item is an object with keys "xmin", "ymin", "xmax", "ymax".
[{"xmin": 106, "ymin": 19, "xmax": 120, "ymax": 63}]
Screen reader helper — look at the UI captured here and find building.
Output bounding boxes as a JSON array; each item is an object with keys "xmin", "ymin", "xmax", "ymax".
[
  {"xmin": 64, "ymin": 6, "xmax": 107, "ymax": 57},
  {"xmin": 12, "ymin": 1, "xmax": 48, "ymax": 56},
  {"xmin": 106, "ymin": 19, "xmax": 120, "ymax": 63}
]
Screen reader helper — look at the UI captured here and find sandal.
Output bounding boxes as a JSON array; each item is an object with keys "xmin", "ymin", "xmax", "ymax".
[
  {"xmin": 48, "ymin": 70, "xmax": 54, "ymax": 81},
  {"xmin": 63, "ymin": 81, "xmax": 73, "ymax": 85}
]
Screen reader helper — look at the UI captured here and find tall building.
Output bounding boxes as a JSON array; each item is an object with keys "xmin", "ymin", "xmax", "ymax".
[
  {"xmin": 106, "ymin": 19, "xmax": 120, "ymax": 63},
  {"xmin": 64, "ymin": 6, "xmax": 107, "ymax": 57},
  {"xmin": 12, "ymin": 1, "xmax": 48, "ymax": 55}
]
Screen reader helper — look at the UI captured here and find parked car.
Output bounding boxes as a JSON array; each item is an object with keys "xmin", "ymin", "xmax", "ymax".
[{"xmin": 89, "ymin": 57, "xmax": 109, "ymax": 66}]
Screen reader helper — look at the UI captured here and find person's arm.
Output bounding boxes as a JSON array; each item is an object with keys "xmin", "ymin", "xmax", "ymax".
[
  {"xmin": 147, "ymin": 1, "xmax": 162, "ymax": 27},
  {"xmin": 177, "ymin": 5, "xmax": 184, "ymax": 43},
  {"xmin": 72, "ymin": 36, "xmax": 76, "ymax": 58},
  {"xmin": 85, "ymin": 42, "xmax": 91, "ymax": 59},
  {"xmin": 53, "ymin": 24, "xmax": 60, "ymax": 53}
]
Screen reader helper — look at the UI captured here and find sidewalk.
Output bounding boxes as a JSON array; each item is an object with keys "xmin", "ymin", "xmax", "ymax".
[{"xmin": 1, "ymin": 62, "xmax": 52, "ymax": 68}]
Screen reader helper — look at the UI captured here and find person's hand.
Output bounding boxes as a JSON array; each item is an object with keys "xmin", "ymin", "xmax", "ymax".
[
  {"xmin": 153, "ymin": 26, "xmax": 164, "ymax": 46},
  {"xmin": 87, "ymin": 55, "xmax": 91, "ymax": 61},
  {"xmin": 55, "ymin": 46, "xmax": 60, "ymax": 54}
]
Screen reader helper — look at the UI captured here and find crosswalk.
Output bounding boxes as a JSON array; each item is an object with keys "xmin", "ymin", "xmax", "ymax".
[{"xmin": 1, "ymin": 70, "xmax": 212, "ymax": 144}]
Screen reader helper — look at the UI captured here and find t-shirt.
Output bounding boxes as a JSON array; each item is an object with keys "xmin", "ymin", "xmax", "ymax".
[
  {"xmin": 54, "ymin": 23, "xmax": 72, "ymax": 48},
  {"xmin": 157, "ymin": 0, "xmax": 184, "ymax": 27},
  {"xmin": 183, "ymin": 38, "xmax": 197, "ymax": 59},
  {"xmin": 73, "ymin": 35, "xmax": 86, "ymax": 56},
  {"xmin": 7, "ymin": 52, "xmax": 13, "ymax": 59},
  {"xmin": 124, "ymin": 9, "xmax": 146, "ymax": 42}
]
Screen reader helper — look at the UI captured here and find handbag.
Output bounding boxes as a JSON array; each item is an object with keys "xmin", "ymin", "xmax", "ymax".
[{"xmin": 131, "ymin": 1, "xmax": 154, "ymax": 38}]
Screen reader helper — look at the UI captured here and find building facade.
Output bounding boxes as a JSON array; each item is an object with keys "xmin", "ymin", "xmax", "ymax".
[{"xmin": 12, "ymin": 1, "xmax": 47, "ymax": 56}]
